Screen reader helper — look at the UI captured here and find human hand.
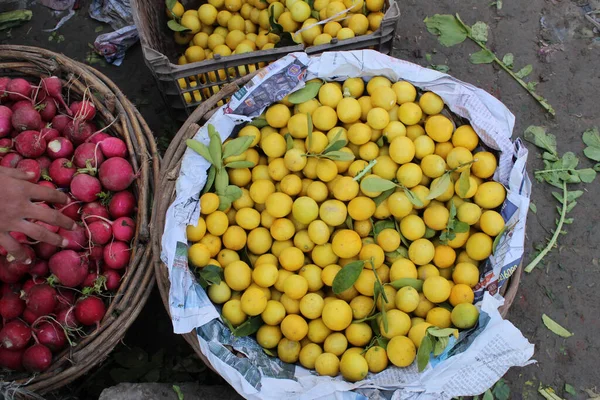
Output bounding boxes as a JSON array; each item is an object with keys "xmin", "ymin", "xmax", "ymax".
[{"xmin": 0, "ymin": 166, "xmax": 76, "ymax": 263}]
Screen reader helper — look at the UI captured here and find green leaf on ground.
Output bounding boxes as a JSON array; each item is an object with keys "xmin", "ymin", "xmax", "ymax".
[
  {"xmin": 482, "ymin": 390, "xmax": 494, "ymax": 400},
  {"xmin": 542, "ymin": 314, "xmax": 573, "ymax": 338},
  {"xmin": 502, "ymin": 53, "xmax": 514, "ymax": 69},
  {"xmin": 523, "ymin": 126, "xmax": 558, "ymax": 156},
  {"xmin": 515, "ymin": 64, "xmax": 533, "ymax": 78},
  {"xmin": 582, "ymin": 127, "xmax": 600, "ymax": 161},
  {"xmin": 172, "ymin": 385, "xmax": 184, "ymax": 400},
  {"xmin": 529, "ymin": 202, "xmax": 537, "ymax": 213},
  {"xmin": 424, "ymin": 14, "xmax": 468, "ymax": 47},
  {"xmin": 470, "ymin": 21, "xmax": 489, "ymax": 42},
  {"xmin": 493, "ymin": 379, "xmax": 511, "ymax": 400},
  {"xmin": 470, "ymin": 49, "xmax": 495, "ymax": 64},
  {"xmin": 564, "ymin": 384, "xmax": 577, "ymax": 396}
]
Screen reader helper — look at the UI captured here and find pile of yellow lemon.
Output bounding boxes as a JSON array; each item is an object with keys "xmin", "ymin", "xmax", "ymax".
[
  {"xmin": 186, "ymin": 76, "xmax": 506, "ymax": 382},
  {"xmin": 167, "ymin": 0, "xmax": 386, "ymax": 103}
]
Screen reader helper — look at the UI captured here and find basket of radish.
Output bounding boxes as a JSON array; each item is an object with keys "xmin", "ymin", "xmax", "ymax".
[{"xmin": 0, "ymin": 45, "xmax": 159, "ymax": 395}]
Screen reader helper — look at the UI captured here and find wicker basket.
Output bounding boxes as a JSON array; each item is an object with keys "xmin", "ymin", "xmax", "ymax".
[
  {"xmin": 152, "ymin": 72, "xmax": 522, "ymax": 372},
  {"xmin": 131, "ymin": 0, "xmax": 400, "ymax": 121},
  {"xmin": 0, "ymin": 45, "xmax": 159, "ymax": 394}
]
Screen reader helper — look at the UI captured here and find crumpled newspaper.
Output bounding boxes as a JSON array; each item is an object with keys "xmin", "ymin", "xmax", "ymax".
[{"xmin": 89, "ymin": 0, "xmax": 139, "ymax": 66}]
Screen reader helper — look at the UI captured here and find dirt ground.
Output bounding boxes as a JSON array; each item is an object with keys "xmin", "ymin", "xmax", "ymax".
[{"xmin": 2, "ymin": 0, "xmax": 600, "ymax": 398}]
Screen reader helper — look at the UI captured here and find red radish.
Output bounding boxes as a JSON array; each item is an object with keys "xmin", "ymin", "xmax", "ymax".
[
  {"xmin": 34, "ymin": 242, "xmax": 58, "ymax": 260},
  {"xmin": 103, "ymin": 241, "xmax": 130, "ymax": 270},
  {"xmin": 16, "ymin": 159, "xmax": 41, "ymax": 183},
  {"xmin": 0, "ymin": 105, "xmax": 12, "ymax": 118},
  {"xmin": 0, "ymin": 152, "xmax": 22, "ymax": 168},
  {"xmin": 22, "ymin": 278, "xmax": 43, "ymax": 293},
  {"xmin": 55, "ymin": 289, "xmax": 76, "ymax": 311},
  {"xmin": 37, "ymin": 181, "xmax": 56, "ymax": 190},
  {"xmin": 46, "ymin": 137, "xmax": 73, "ymax": 159},
  {"xmin": 113, "ymin": 217, "xmax": 135, "ymax": 242},
  {"xmin": 74, "ymin": 296, "xmax": 105, "ymax": 326},
  {"xmin": 0, "ymin": 283, "xmax": 21, "ymax": 296},
  {"xmin": 14, "ymin": 130, "xmax": 46, "ymax": 157},
  {"xmin": 11, "ymin": 107, "xmax": 42, "ymax": 132},
  {"xmin": 38, "ymin": 98, "xmax": 57, "ymax": 121},
  {"xmin": 58, "ymin": 194, "xmax": 80, "ymax": 222},
  {"xmin": 70, "ymin": 101, "xmax": 96, "ymax": 121},
  {"xmin": 64, "ymin": 120, "xmax": 95, "ymax": 145},
  {"xmin": 103, "ymin": 270, "xmax": 120, "ymax": 291},
  {"xmin": 73, "ymin": 142, "xmax": 104, "ymax": 168},
  {"xmin": 0, "ymin": 247, "xmax": 35, "ymax": 283},
  {"xmin": 99, "ymin": 137, "xmax": 127, "ymax": 159},
  {"xmin": 82, "ymin": 272, "xmax": 98, "ymax": 288},
  {"xmin": 34, "ymin": 322, "xmax": 66, "ymax": 352},
  {"xmin": 40, "ymin": 126, "xmax": 59, "ymax": 142},
  {"xmin": 81, "ymin": 202, "xmax": 109, "ymax": 223},
  {"xmin": 22, "ymin": 344, "xmax": 52, "ymax": 372},
  {"xmin": 48, "ymin": 158, "xmax": 76, "ymax": 187},
  {"xmin": 48, "ymin": 250, "xmax": 88, "ymax": 287},
  {"xmin": 0, "ymin": 105, "xmax": 12, "ymax": 137},
  {"xmin": 41, "ymin": 77, "xmax": 70, "ymax": 113},
  {"xmin": 0, "ymin": 77, "xmax": 10, "ymax": 101},
  {"xmin": 51, "ymin": 114, "xmax": 71, "ymax": 133},
  {"xmin": 0, "ymin": 348, "xmax": 23, "ymax": 370},
  {"xmin": 89, "ymin": 245, "xmax": 104, "ymax": 262},
  {"xmin": 87, "ymin": 132, "xmax": 111, "ymax": 144},
  {"xmin": 108, "ymin": 191, "xmax": 136, "ymax": 218},
  {"xmin": 70, "ymin": 174, "xmax": 102, "ymax": 202},
  {"xmin": 0, "ymin": 320, "xmax": 31, "ymax": 350},
  {"xmin": 29, "ymin": 260, "xmax": 48, "ymax": 277},
  {"xmin": 0, "ymin": 291, "xmax": 26, "ymax": 320},
  {"xmin": 0, "ymin": 138, "xmax": 12, "ymax": 154},
  {"xmin": 37, "ymin": 155, "xmax": 52, "ymax": 173},
  {"xmin": 57, "ymin": 225, "xmax": 86, "ymax": 250},
  {"xmin": 6, "ymin": 78, "xmax": 32, "ymax": 102},
  {"xmin": 56, "ymin": 307, "xmax": 78, "ymax": 328},
  {"xmin": 11, "ymin": 100, "xmax": 34, "ymax": 111},
  {"xmin": 22, "ymin": 309, "xmax": 37, "ymax": 324},
  {"xmin": 88, "ymin": 221, "xmax": 112, "ymax": 245},
  {"xmin": 25, "ymin": 284, "xmax": 57, "ymax": 317},
  {"xmin": 99, "ymin": 158, "xmax": 135, "ymax": 191}
]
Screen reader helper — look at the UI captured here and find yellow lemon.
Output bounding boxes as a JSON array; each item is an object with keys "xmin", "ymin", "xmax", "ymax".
[
  {"xmin": 419, "ymin": 92, "xmax": 444, "ymax": 115},
  {"xmin": 387, "ymin": 335, "xmax": 416, "ymax": 367}
]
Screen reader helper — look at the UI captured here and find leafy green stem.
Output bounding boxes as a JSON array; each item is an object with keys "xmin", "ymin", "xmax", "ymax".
[
  {"xmin": 454, "ymin": 14, "xmax": 555, "ymax": 115},
  {"xmin": 353, "ymin": 159, "xmax": 378, "ymax": 181},
  {"xmin": 524, "ymin": 181, "xmax": 567, "ymax": 273}
]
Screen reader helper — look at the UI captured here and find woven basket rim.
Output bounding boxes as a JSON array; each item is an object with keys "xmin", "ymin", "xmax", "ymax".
[{"xmin": 0, "ymin": 45, "xmax": 159, "ymax": 395}]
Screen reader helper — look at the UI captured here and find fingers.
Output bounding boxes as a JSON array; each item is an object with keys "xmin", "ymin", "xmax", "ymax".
[
  {"xmin": 17, "ymin": 220, "xmax": 67, "ymax": 248},
  {"xmin": 0, "ymin": 233, "xmax": 31, "ymax": 263},
  {"xmin": 26, "ymin": 203, "xmax": 77, "ymax": 230},
  {"xmin": 27, "ymin": 183, "xmax": 70, "ymax": 204},
  {"xmin": 0, "ymin": 166, "xmax": 34, "ymax": 181}
]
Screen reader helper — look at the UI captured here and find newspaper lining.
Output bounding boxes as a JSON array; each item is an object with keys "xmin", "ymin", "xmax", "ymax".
[{"xmin": 161, "ymin": 50, "xmax": 535, "ymax": 399}]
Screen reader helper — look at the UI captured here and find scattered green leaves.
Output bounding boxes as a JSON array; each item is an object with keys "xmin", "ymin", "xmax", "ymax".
[
  {"xmin": 440, "ymin": 200, "xmax": 469, "ymax": 244},
  {"xmin": 287, "ymin": 80, "xmax": 323, "ymax": 104},
  {"xmin": 426, "ymin": 173, "xmax": 452, "ymax": 199},
  {"xmin": 417, "ymin": 327, "xmax": 454, "ymax": 371},
  {"xmin": 582, "ymin": 127, "xmax": 600, "ymax": 165},
  {"xmin": 195, "ymin": 265, "xmax": 224, "ymax": 289},
  {"xmin": 332, "ymin": 260, "xmax": 365, "ymax": 294},
  {"xmin": 231, "ymin": 316, "xmax": 263, "ymax": 337},
  {"xmin": 362, "ymin": 176, "xmax": 423, "ymax": 207},
  {"xmin": 0, "ymin": 9, "xmax": 32, "ymax": 31},
  {"xmin": 172, "ymin": 385, "xmax": 184, "ymax": 400},
  {"xmin": 470, "ymin": 49, "xmax": 495, "ymax": 64},
  {"xmin": 538, "ymin": 385, "xmax": 566, "ymax": 400},
  {"xmin": 541, "ymin": 314, "xmax": 573, "ymax": 338},
  {"xmin": 564, "ymin": 384, "xmax": 577, "ymax": 396},
  {"xmin": 492, "ymin": 379, "xmax": 511, "ymax": 400},
  {"xmin": 529, "ymin": 202, "xmax": 537, "ymax": 214},
  {"xmin": 425, "ymin": 53, "xmax": 450, "ymax": 73},
  {"xmin": 424, "ymin": 14, "xmax": 555, "ymax": 115},
  {"xmin": 223, "ymin": 136, "xmax": 253, "ymax": 159},
  {"xmin": 502, "ymin": 53, "xmax": 514, "ymax": 69},
  {"xmin": 524, "ymin": 126, "xmax": 597, "ymax": 272},
  {"xmin": 167, "ymin": 19, "xmax": 190, "ymax": 32}
]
